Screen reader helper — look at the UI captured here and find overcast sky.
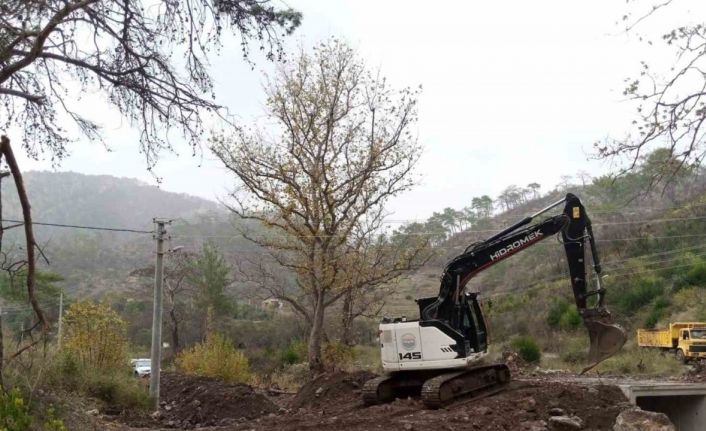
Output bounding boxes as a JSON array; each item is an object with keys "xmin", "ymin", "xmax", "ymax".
[{"xmin": 13, "ymin": 0, "xmax": 706, "ymax": 221}]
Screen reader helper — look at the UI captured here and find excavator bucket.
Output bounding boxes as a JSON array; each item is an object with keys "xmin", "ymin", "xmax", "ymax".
[{"xmin": 581, "ymin": 313, "xmax": 627, "ymax": 374}]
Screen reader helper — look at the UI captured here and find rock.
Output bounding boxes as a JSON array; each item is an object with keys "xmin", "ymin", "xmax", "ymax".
[
  {"xmin": 521, "ymin": 420, "xmax": 548, "ymax": 431},
  {"xmin": 549, "ymin": 407, "xmax": 565, "ymax": 416},
  {"xmin": 191, "ymin": 399, "xmax": 201, "ymax": 407},
  {"xmin": 403, "ymin": 423, "xmax": 413, "ymax": 431},
  {"xmin": 86, "ymin": 409, "xmax": 99, "ymax": 416},
  {"xmin": 315, "ymin": 387, "xmax": 325, "ymax": 397},
  {"xmin": 475, "ymin": 406, "xmax": 492, "ymax": 415},
  {"xmin": 151, "ymin": 410, "xmax": 163, "ymax": 420},
  {"xmin": 519, "ymin": 396, "xmax": 537, "ymax": 412},
  {"xmin": 548, "ymin": 415, "xmax": 583, "ymax": 430},
  {"xmin": 587, "ymin": 387, "xmax": 599, "ymax": 395},
  {"xmin": 164, "ymin": 404, "xmax": 173, "ymax": 411},
  {"xmin": 613, "ymin": 407, "xmax": 675, "ymax": 431}
]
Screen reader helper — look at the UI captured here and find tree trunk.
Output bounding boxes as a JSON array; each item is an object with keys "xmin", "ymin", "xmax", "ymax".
[
  {"xmin": 341, "ymin": 289, "xmax": 354, "ymax": 346},
  {"xmin": 203, "ymin": 305, "xmax": 215, "ymax": 340},
  {"xmin": 307, "ymin": 290, "xmax": 326, "ymax": 373},
  {"xmin": 169, "ymin": 307, "xmax": 180, "ymax": 354}
]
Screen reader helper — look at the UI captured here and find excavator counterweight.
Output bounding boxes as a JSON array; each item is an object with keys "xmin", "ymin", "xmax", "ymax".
[{"xmin": 363, "ymin": 193, "xmax": 627, "ymax": 408}]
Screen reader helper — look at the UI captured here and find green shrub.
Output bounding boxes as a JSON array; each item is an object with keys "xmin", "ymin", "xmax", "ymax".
[
  {"xmin": 176, "ymin": 332, "xmax": 251, "ymax": 383},
  {"xmin": 613, "ymin": 275, "xmax": 664, "ymax": 314},
  {"xmin": 685, "ymin": 259, "xmax": 706, "ymax": 286},
  {"xmin": 84, "ymin": 371, "xmax": 150, "ymax": 409},
  {"xmin": 645, "ymin": 296, "xmax": 671, "ymax": 328},
  {"xmin": 547, "ymin": 299, "xmax": 569, "ymax": 328},
  {"xmin": 510, "ymin": 335, "xmax": 541, "ymax": 363},
  {"xmin": 558, "ymin": 307, "xmax": 582, "ymax": 329},
  {"xmin": 0, "ymin": 388, "xmax": 31, "ymax": 431},
  {"xmin": 43, "ymin": 407, "xmax": 67, "ymax": 431},
  {"xmin": 279, "ymin": 340, "xmax": 307, "ymax": 366}
]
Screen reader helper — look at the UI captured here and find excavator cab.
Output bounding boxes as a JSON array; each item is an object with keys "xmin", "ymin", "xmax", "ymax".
[{"xmin": 416, "ymin": 292, "xmax": 488, "ymax": 356}]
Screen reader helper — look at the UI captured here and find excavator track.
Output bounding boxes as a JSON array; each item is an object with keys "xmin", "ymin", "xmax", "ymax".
[
  {"xmin": 421, "ymin": 363, "xmax": 510, "ymax": 409},
  {"xmin": 362, "ymin": 375, "xmax": 396, "ymax": 405},
  {"xmin": 362, "ymin": 364, "xmax": 510, "ymax": 408}
]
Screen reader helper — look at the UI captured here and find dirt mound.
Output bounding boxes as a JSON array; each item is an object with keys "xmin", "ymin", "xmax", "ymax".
[
  {"xmin": 158, "ymin": 372, "xmax": 278, "ymax": 428},
  {"xmin": 290, "ymin": 370, "xmax": 375, "ymax": 410},
  {"xmin": 230, "ymin": 378, "xmax": 630, "ymax": 431},
  {"xmin": 503, "ymin": 350, "xmax": 530, "ymax": 375}
]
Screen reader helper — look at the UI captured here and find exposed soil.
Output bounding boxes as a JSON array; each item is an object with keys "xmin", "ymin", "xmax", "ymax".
[
  {"xmin": 156, "ymin": 372, "xmax": 279, "ymax": 428},
  {"xmin": 90, "ymin": 370, "xmax": 640, "ymax": 430},
  {"xmin": 225, "ymin": 374, "xmax": 629, "ymax": 431},
  {"xmin": 290, "ymin": 370, "xmax": 376, "ymax": 413}
]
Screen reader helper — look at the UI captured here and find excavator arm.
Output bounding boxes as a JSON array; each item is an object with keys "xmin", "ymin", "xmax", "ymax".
[{"xmin": 424, "ymin": 193, "xmax": 626, "ymax": 370}]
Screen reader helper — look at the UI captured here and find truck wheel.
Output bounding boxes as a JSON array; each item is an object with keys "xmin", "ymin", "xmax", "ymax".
[{"xmin": 676, "ymin": 349, "xmax": 687, "ymax": 364}]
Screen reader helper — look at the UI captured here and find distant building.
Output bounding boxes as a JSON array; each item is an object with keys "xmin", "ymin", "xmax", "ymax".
[{"xmin": 262, "ymin": 298, "xmax": 284, "ymax": 310}]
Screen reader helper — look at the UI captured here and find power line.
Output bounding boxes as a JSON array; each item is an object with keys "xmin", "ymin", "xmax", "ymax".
[
  {"xmin": 171, "ymin": 214, "xmax": 706, "ymax": 240},
  {"xmin": 0, "ymin": 219, "xmax": 153, "ymax": 234}
]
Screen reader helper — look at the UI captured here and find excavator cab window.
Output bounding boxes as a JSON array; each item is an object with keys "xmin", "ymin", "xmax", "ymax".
[{"xmin": 459, "ymin": 293, "xmax": 487, "ymax": 354}]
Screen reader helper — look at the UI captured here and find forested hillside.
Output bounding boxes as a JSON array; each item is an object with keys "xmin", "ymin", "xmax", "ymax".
[{"xmin": 0, "ymin": 172, "xmax": 228, "ymax": 294}]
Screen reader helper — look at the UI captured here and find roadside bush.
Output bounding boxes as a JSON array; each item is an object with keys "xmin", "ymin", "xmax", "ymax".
[
  {"xmin": 510, "ymin": 335, "xmax": 541, "ymax": 363},
  {"xmin": 0, "ymin": 388, "xmax": 31, "ymax": 431},
  {"xmin": 62, "ymin": 301, "xmax": 128, "ymax": 370},
  {"xmin": 48, "ymin": 350, "xmax": 150, "ymax": 411},
  {"xmin": 84, "ymin": 370, "xmax": 150, "ymax": 409},
  {"xmin": 176, "ymin": 332, "xmax": 251, "ymax": 383},
  {"xmin": 48, "ymin": 301, "xmax": 149, "ymax": 412}
]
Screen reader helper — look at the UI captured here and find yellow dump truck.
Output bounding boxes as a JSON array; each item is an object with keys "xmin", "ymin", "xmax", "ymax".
[{"xmin": 637, "ymin": 322, "xmax": 706, "ymax": 363}]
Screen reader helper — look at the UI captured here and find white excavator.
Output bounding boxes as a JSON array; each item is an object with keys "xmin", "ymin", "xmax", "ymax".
[{"xmin": 363, "ymin": 193, "xmax": 627, "ymax": 408}]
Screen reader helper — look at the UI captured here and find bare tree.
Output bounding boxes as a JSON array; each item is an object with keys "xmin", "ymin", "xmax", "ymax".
[
  {"xmin": 596, "ymin": 0, "xmax": 706, "ymax": 184},
  {"xmin": 0, "ymin": 0, "xmax": 300, "ymax": 165},
  {"xmin": 338, "ymin": 228, "xmax": 431, "ymax": 345},
  {"xmin": 211, "ymin": 40, "xmax": 424, "ymax": 371}
]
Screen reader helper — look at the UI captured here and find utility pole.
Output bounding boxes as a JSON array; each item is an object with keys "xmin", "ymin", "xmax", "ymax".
[{"xmin": 149, "ymin": 219, "xmax": 169, "ymax": 408}]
